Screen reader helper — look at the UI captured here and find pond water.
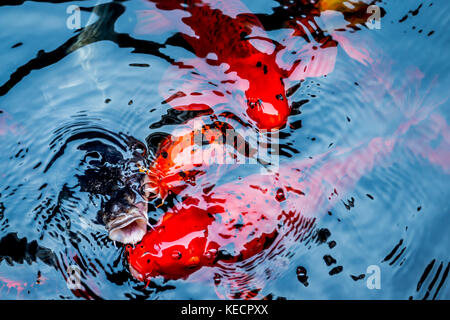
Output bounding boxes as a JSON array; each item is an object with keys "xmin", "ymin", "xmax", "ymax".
[{"xmin": 0, "ymin": 0, "xmax": 449, "ymax": 299}]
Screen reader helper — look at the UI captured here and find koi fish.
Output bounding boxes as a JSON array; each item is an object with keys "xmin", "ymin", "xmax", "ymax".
[
  {"xmin": 138, "ymin": 0, "xmax": 297, "ymax": 129},
  {"xmin": 142, "ymin": 118, "xmax": 257, "ymax": 201},
  {"xmin": 76, "ymin": 136, "xmax": 152, "ymax": 244},
  {"xmin": 127, "ymin": 99, "xmax": 449, "ymax": 291},
  {"xmin": 138, "ymin": 0, "xmax": 377, "ymax": 129},
  {"xmin": 126, "ymin": 133, "xmax": 398, "ymax": 282},
  {"xmin": 127, "ymin": 69, "xmax": 449, "ymax": 282}
]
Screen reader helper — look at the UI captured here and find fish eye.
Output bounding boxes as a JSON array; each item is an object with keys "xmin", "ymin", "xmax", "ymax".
[{"xmin": 276, "ymin": 94, "xmax": 284, "ymax": 101}]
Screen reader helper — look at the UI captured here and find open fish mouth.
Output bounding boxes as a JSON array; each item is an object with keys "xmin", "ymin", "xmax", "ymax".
[{"xmin": 107, "ymin": 211, "xmax": 148, "ymax": 244}]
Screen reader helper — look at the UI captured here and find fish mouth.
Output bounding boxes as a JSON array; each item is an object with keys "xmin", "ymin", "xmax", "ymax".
[
  {"xmin": 107, "ymin": 211, "xmax": 148, "ymax": 244},
  {"xmin": 129, "ymin": 263, "xmax": 145, "ymax": 282},
  {"xmin": 128, "ymin": 258, "xmax": 162, "ymax": 282},
  {"xmin": 245, "ymin": 101, "xmax": 288, "ymax": 130}
]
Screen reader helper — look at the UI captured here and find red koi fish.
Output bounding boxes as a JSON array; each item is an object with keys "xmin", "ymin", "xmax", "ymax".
[
  {"xmin": 138, "ymin": 0, "xmax": 297, "ymax": 129},
  {"xmin": 128, "ymin": 56, "xmax": 450, "ymax": 287},
  {"xmin": 127, "ymin": 79, "xmax": 449, "ymax": 284},
  {"xmin": 128, "ymin": 121, "xmax": 450, "ymax": 287},
  {"xmin": 126, "ymin": 132, "xmax": 399, "ymax": 282},
  {"xmin": 142, "ymin": 118, "xmax": 257, "ymax": 201},
  {"xmin": 137, "ymin": 0, "xmax": 377, "ymax": 129}
]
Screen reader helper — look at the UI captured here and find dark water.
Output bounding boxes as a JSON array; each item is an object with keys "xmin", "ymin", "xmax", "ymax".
[{"xmin": 0, "ymin": 0, "xmax": 449, "ymax": 299}]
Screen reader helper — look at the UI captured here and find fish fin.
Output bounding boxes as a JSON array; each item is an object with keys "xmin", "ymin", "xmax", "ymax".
[
  {"xmin": 158, "ymin": 58, "xmax": 232, "ymax": 111},
  {"xmin": 274, "ymin": 0, "xmax": 378, "ymax": 80},
  {"xmin": 331, "ymin": 32, "xmax": 373, "ymax": 66},
  {"xmin": 278, "ymin": 35, "xmax": 338, "ymax": 81},
  {"xmin": 236, "ymin": 12, "xmax": 264, "ymax": 29},
  {"xmin": 317, "ymin": 6, "xmax": 375, "ymax": 66},
  {"xmin": 134, "ymin": 0, "xmax": 194, "ymax": 36},
  {"xmin": 134, "ymin": 9, "xmax": 174, "ymax": 35},
  {"xmin": 246, "ymin": 36, "xmax": 285, "ymax": 56}
]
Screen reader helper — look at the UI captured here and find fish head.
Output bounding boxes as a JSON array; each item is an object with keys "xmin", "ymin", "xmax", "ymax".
[
  {"xmin": 243, "ymin": 61, "xmax": 290, "ymax": 129},
  {"xmin": 126, "ymin": 234, "xmax": 205, "ymax": 281},
  {"xmin": 126, "ymin": 206, "xmax": 217, "ymax": 280},
  {"xmin": 102, "ymin": 173, "xmax": 151, "ymax": 244}
]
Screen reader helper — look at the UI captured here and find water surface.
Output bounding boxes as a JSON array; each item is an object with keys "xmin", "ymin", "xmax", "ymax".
[{"xmin": 0, "ymin": 0, "xmax": 449, "ymax": 299}]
